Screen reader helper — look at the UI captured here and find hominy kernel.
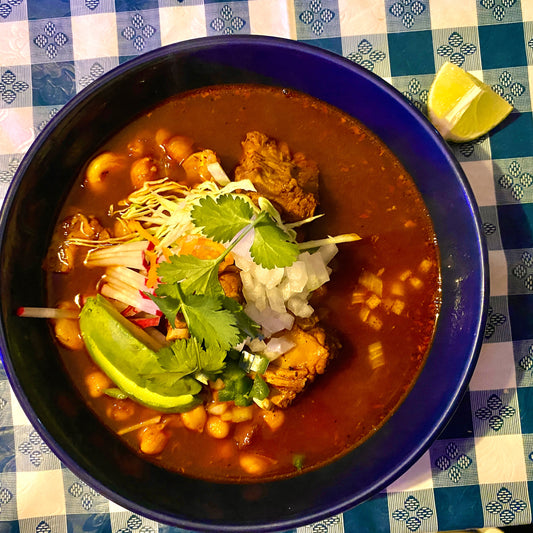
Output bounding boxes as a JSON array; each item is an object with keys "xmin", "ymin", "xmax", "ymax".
[
  {"xmin": 262, "ymin": 409, "xmax": 285, "ymax": 431},
  {"xmin": 155, "ymin": 128, "xmax": 172, "ymax": 146},
  {"xmin": 85, "ymin": 371, "xmax": 112, "ymax": 398},
  {"xmin": 85, "ymin": 152, "xmax": 123, "ymax": 184},
  {"xmin": 367, "ymin": 314, "xmax": 383, "ymax": 331},
  {"xmin": 239, "ymin": 453, "xmax": 270, "ymax": 475},
  {"xmin": 206, "ymin": 416, "xmax": 231, "ymax": 439},
  {"xmin": 359, "ymin": 306, "xmax": 371, "ymax": 322},
  {"xmin": 181, "ymin": 405, "xmax": 207, "ymax": 432},
  {"xmin": 139, "ymin": 423, "xmax": 169, "ymax": 455},
  {"xmin": 166, "ymin": 135, "xmax": 195, "ymax": 163},
  {"xmin": 366, "ymin": 293, "xmax": 381, "ymax": 310},
  {"xmin": 409, "ymin": 277, "xmax": 423, "ymax": 290},
  {"xmin": 106, "ymin": 400, "xmax": 135, "ymax": 421},
  {"xmin": 418, "ymin": 259, "xmax": 433, "ymax": 273},
  {"xmin": 130, "ymin": 156, "xmax": 158, "ymax": 189},
  {"xmin": 53, "ymin": 317, "xmax": 84, "ymax": 350},
  {"xmin": 391, "ymin": 299, "xmax": 405, "ymax": 315}
]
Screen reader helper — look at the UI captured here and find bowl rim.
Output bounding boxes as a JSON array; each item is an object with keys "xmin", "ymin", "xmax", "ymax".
[{"xmin": 0, "ymin": 34, "xmax": 489, "ymax": 532}]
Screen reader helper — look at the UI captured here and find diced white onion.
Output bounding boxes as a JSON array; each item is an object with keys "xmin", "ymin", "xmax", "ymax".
[
  {"xmin": 240, "ymin": 270, "xmax": 254, "ymax": 289},
  {"xmin": 248, "ymin": 338, "xmax": 267, "ymax": 352},
  {"xmin": 318, "ymin": 243, "xmax": 338, "ymax": 264},
  {"xmin": 266, "ymin": 287, "xmax": 286, "ymax": 315},
  {"xmin": 286, "ymin": 294, "xmax": 314, "ymax": 318},
  {"xmin": 285, "ymin": 260, "xmax": 308, "ymax": 293},
  {"xmin": 263, "ymin": 336, "xmax": 296, "ymax": 361},
  {"xmin": 278, "ymin": 278, "xmax": 294, "ymax": 301},
  {"xmin": 206, "ymin": 162, "xmax": 231, "ymax": 186},
  {"xmin": 234, "ymin": 238, "xmax": 336, "ymax": 337},
  {"xmin": 302, "ymin": 251, "xmax": 330, "ymax": 291},
  {"xmin": 234, "ymin": 341, "xmax": 246, "ymax": 351},
  {"xmin": 259, "ymin": 266, "xmax": 284, "ymax": 290},
  {"xmin": 245, "ymin": 303, "xmax": 294, "ymax": 337}
]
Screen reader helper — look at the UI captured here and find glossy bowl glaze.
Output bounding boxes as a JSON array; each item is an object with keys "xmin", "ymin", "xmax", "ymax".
[{"xmin": 0, "ymin": 36, "xmax": 488, "ymax": 532}]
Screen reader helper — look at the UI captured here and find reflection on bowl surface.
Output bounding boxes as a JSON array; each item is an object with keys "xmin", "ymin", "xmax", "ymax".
[{"xmin": 0, "ymin": 35, "xmax": 487, "ymax": 532}]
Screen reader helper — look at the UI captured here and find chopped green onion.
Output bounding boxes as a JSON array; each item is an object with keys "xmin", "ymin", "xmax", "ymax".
[
  {"xmin": 218, "ymin": 361, "xmax": 253, "ymax": 405},
  {"xmin": 239, "ymin": 351, "xmax": 269, "ymax": 374},
  {"xmin": 250, "ymin": 375, "xmax": 269, "ymax": 401},
  {"xmin": 293, "ymin": 453, "xmax": 305, "ymax": 471}
]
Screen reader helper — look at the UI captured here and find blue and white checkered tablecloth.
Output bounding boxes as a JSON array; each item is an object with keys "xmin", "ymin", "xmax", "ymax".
[{"xmin": 1, "ymin": 1, "xmax": 533, "ymax": 532}]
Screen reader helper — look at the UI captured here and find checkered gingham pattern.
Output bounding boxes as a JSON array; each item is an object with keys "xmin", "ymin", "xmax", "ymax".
[{"xmin": 2, "ymin": 0, "xmax": 533, "ymax": 532}]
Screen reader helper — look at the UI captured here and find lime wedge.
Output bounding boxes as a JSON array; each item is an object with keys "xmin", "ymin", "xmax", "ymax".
[
  {"xmin": 79, "ymin": 295, "xmax": 201, "ymax": 412},
  {"xmin": 427, "ymin": 62, "xmax": 513, "ymax": 142}
]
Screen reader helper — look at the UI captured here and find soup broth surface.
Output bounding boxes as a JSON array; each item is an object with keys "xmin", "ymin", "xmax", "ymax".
[{"xmin": 47, "ymin": 85, "xmax": 441, "ymax": 481}]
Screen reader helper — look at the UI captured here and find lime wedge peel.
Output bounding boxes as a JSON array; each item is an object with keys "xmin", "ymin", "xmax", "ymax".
[{"xmin": 427, "ymin": 62, "xmax": 513, "ymax": 143}]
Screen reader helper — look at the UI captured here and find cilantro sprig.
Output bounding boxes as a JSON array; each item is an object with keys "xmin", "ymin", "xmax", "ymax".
[{"xmin": 151, "ymin": 194, "xmax": 298, "ymax": 350}]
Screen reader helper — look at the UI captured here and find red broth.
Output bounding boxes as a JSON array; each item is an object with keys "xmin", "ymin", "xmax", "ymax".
[{"xmin": 47, "ymin": 85, "xmax": 441, "ymax": 481}]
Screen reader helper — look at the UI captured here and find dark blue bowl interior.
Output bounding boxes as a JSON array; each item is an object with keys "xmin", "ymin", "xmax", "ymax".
[{"xmin": 0, "ymin": 36, "xmax": 488, "ymax": 532}]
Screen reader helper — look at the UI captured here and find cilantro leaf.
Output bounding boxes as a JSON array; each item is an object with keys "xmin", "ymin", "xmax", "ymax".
[
  {"xmin": 144, "ymin": 373, "xmax": 202, "ymax": 396},
  {"xmin": 180, "ymin": 294, "xmax": 241, "ymax": 351},
  {"xmin": 148, "ymin": 283, "xmax": 181, "ymax": 324},
  {"xmin": 250, "ymin": 216, "xmax": 299, "ymax": 269},
  {"xmin": 142, "ymin": 336, "xmax": 225, "ymax": 396},
  {"xmin": 150, "ymin": 284, "xmax": 242, "ymax": 351},
  {"xmin": 156, "ymin": 337, "xmax": 226, "ymax": 378},
  {"xmin": 191, "ymin": 195, "xmax": 254, "ymax": 243},
  {"xmin": 149, "ymin": 191, "xmax": 298, "ymax": 364},
  {"xmin": 221, "ymin": 296, "xmax": 261, "ymax": 340},
  {"xmin": 156, "ymin": 338, "xmax": 198, "ymax": 377},
  {"xmin": 157, "ymin": 255, "xmax": 224, "ymax": 296},
  {"xmin": 196, "ymin": 344, "xmax": 226, "ymax": 376}
]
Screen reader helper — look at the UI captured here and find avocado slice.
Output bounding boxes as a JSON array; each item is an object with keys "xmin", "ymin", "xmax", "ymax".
[{"xmin": 79, "ymin": 295, "xmax": 201, "ymax": 412}]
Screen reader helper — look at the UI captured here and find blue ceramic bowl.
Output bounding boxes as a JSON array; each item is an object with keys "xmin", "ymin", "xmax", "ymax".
[{"xmin": 0, "ymin": 36, "xmax": 488, "ymax": 531}]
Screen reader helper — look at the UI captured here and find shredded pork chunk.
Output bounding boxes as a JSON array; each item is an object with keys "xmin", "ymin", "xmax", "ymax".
[
  {"xmin": 263, "ymin": 325, "xmax": 339, "ymax": 408},
  {"xmin": 234, "ymin": 131, "xmax": 319, "ymax": 222},
  {"xmin": 44, "ymin": 214, "xmax": 110, "ymax": 273}
]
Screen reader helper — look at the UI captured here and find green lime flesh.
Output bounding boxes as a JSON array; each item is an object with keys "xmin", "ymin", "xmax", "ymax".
[{"xmin": 79, "ymin": 295, "xmax": 200, "ymax": 413}]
